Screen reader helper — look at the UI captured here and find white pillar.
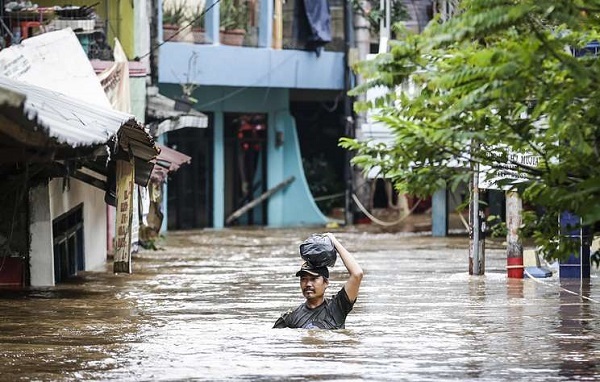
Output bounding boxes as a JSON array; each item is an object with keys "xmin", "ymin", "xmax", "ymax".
[
  {"xmin": 29, "ymin": 183, "xmax": 55, "ymax": 287},
  {"xmin": 506, "ymin": 191, "xmax": 524, "ymax": 278}
]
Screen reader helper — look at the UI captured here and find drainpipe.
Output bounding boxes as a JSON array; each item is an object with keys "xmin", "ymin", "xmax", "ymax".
[
  {"xmin": 343, "ymin": 0, "xmax": 356, "ymax": 226},
  {"xmin": 150, "ymin": 0, "xmax": 159, "ymax": 86}
]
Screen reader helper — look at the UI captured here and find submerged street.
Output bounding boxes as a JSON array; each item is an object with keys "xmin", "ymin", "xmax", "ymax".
[{"xmin": 1, "ymin": 227, "xmax": 599, "ymax": 381}]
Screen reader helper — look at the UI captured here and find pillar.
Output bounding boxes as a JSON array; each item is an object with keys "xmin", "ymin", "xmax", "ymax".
[
  {"xmin": 29, "ymin": 182, "xmax": 54, "ymax": 286},
  {"xmin": 432, "ymin": 187, "xmax": 448, "ymax": 237},
  {"xmin": 506, "ymin": 191, "xmax": 523, "ymax": 278}
]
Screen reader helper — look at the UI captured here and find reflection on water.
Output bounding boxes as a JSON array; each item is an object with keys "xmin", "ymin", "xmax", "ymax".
[{"xmin": 1, "ymin": 228, "xmax": 599, "ymax": 381}]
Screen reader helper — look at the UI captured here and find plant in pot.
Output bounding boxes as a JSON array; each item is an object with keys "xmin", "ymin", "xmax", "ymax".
[
  {"xmin": 175, "ymin": 53, "xmax": 200, "ymax": 112},
  {"xmin": 219, "ymin": 0, "xmax": 248, "ymax": 46},
  {"xmin": 175, "ymin": 82, "xmax": 199, "ymax": 112},
  {"xmin": 162, "ymin": 1, "xmax": 187, "ymax": 41},
  {"xmin": 163, "ymin": 0, "xmax": 206, "ymax": 43},
  {"xmin": 191, "ymin": 6, "xmax": 207, "ymax": 44}
]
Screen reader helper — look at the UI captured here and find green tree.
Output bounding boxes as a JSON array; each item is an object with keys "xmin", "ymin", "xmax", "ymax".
[{"xmin": 341, "ymin": 0, "xmax": 600, "ymax": 262}]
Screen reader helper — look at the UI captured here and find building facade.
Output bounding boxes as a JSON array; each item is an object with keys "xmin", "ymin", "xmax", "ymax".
[{"xmin": 157, "ymin": 0, "xmax": 348, "ymax": 229}]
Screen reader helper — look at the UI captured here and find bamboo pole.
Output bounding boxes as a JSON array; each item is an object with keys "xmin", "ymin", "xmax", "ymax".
[
  {"xmin": 226, "ymin": 176, "xmax": 295, "ymax": 224},
  {"xmin": 273, "ymin": 0, "xmax": 283, "ymax": 49}
]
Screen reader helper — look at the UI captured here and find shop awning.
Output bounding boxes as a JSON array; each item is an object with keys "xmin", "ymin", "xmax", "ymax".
[
  {"xmin": 150, "ymin": 143, "xmax": 192, "ymax": 183},
  {"xmin": 0, "ymin": 76, "xmax": 132, "ymax": 147},
  {"xmin": 146, "ymin": 86, "xmax": 208, "ymax": 137},
  {"xmin": 0, "ymin": 76, "xmax": 159, "ymax": 186}
]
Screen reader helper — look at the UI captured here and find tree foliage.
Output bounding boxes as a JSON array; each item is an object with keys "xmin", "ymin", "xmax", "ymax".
[{"xmin": 341, "ymin": 0, "xmax": 600, "ymax": 261}]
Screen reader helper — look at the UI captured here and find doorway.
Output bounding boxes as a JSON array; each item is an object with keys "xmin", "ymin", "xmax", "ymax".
[
  {"xmin": 166, "ymin": 123, "xmax": 214, "ymax": 229},
  {"xmin": 224, "ymin": 113, "xmax": 268, "ymax": 226},
  {"xmin": 53, "ymin": 204, "xmax": 84, "ymax": 283}
]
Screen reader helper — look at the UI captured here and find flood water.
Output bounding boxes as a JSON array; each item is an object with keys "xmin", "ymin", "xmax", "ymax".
[{"xmin": 1, "ymin": 227, "xmax": 599, "ymax": 381}]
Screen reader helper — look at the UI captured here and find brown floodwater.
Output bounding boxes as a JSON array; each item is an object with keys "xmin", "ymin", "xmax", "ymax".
[{"xmin": 0, "ymin": 227, "xmax": 599, "ymax": 381}]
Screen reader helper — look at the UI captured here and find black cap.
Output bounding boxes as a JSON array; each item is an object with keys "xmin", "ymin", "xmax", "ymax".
[{"xmin": 295, "ymin": 262, "xmax": 329, "ymax": 279}]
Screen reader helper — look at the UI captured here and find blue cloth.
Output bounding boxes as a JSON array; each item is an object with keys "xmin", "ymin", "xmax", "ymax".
[{"xmin": 293, "ymin": 0, "xmax": 332, "ymax": 54}]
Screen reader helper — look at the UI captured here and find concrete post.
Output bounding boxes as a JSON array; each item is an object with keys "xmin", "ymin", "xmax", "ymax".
[
  {"xmin": 258, "ymin": 0, "xmax": 273, "ymax": 48},
  {"xmin": 469, "ymin": 160, "xmax": 485, "ymax": 275},
  {"xmin": 205, "ymin": 0, "xmax": 220, "ymax": 44},
  {"xmin": 506, "ymin": 191, "xmax": 523, "ymax": 278},
  {"xmin": 213, "ymin": 111, "xmax": 225, "ymax": 228},
  {"xmin": 432, "ymin": 187, "xmax": 448, "ymax": 237}
]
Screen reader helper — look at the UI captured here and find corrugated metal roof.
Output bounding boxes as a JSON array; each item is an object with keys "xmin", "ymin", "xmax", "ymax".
[
  {"xmin": 0, "ymin": 76, "xmax": 135, "ymax": 147},
  {"xmin": 150, "ymin": 143, "xmax": 192, "ymax": 183},
  {"xmin": 146, "ymin": 86, "xmax": 208, "ymax": 137}
]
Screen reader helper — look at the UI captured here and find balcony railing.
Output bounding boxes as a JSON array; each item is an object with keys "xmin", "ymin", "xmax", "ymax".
[
  {"xmin": 161, "ymin": 0, "xmax": 344, "ymax": 52},
  {"xmin": 0, "ymin": 4, "xmax": 114, "ymax": 60}
]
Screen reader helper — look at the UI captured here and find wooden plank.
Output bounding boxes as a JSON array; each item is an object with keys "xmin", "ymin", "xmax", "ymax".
[{"xmin": 226, "ymin": 176, "xmax": 295, "ymax": 225}]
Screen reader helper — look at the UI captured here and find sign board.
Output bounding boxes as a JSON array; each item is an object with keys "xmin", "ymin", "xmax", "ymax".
[
  {"xmin": 479, "ymin": 150, "xmax": 540, "ymax": 190},
  {"xmin": 97, "ymin": 39, "xmax": 131, "ymax": 113},
  {"xmin": 114, "ymin": 159, "xmax": 135, "ymax": 273}
]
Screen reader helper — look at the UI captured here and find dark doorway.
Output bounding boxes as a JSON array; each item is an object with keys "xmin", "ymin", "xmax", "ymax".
[
  {"xmin": 166, "ymin": 123, "xmax": 214, "ymax": 229},
  {"xmin": 224, "ymin": 113, "xmax": 268, "ymax": 226},
  {"xmin": 53, "ymin": 204, "xmax": 84, "ymax": 283},
  {"xmin": 291, "ymin": 99, "xmax": 346, "ymax": 216}
]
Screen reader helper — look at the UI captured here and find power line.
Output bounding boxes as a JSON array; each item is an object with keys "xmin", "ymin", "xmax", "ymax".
[{"xmin": 135, "ymin": 0, "xmax": 223, "ymax": 61}]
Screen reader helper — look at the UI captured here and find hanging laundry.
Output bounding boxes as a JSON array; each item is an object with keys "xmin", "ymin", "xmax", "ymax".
[{"xmin": 292, "ymin": 0, "xmax": 331, "ymax": 56}]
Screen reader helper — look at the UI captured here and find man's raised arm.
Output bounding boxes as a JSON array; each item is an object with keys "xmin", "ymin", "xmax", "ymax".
[{"xmin": 326, "ymin": 233, "xmax": 363, "ymax": 302}]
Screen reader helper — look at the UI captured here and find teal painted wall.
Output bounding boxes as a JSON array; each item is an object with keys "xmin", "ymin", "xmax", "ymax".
[
  {"xmin": 271, "ymin": 111, "xmax": 328, "ymax": 227},
  {"xmin": 159, "ymin": 84, "xmax": 327, "ymax": 227},
  {"xmin": 130, "ymin": 77, "xmax": 146, "ymax": 121}
]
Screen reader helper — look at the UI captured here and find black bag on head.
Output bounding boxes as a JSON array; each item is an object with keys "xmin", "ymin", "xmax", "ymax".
[{"xmin": 299, "ymin": 234, "xmax": 337, "ymax": 268}]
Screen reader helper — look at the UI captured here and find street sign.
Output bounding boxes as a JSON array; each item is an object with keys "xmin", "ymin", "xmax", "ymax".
[{"xmin": 479, "ymin": 150, "xmax": 540, "ymax": 190}]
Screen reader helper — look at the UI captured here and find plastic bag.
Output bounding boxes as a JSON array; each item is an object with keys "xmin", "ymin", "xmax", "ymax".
[{"xmin": 299, "ymin": 234, "xmax": 337, "ymax": 268}]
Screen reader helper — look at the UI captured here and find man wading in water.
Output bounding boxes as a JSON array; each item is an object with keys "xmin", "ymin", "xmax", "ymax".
[{"xmin": 273, "ymin": 233, "xmax": 363, "ymax": 329}]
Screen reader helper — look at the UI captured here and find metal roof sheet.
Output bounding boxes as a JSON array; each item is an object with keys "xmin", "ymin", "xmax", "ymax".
[
  {"xmin": 146, "ymin": 86, "xmax": 208, "ymax": 137},
  {"xmin": 0, "ymin": 76, "xmax": 136, "ymax": 147},
  {"xmin": 150, "ymin": 143, "xmax": 192, "ymax": 183}
]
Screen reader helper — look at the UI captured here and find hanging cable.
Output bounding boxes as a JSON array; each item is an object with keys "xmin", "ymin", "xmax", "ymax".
[{"xmin": 352, "ymin": 193, "xmax": 422, "ymax": 227}]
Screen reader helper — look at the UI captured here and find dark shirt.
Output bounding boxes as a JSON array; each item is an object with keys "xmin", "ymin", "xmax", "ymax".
[{"xmin": 273, "ymin": 286, "xmax": 355, "ymax": 329}]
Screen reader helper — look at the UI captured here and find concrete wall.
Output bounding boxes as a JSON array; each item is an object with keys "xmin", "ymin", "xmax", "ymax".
[
  {"xmin": 49, "ymin": 178, "xmax": 107, "ymax": 272},
  {"xmin": 130, "ymin": 76, "xmax": 147, "ymax": 121},
  {"xmin": 270, "ymin": 111, "xmax": 328, "ymax": 226},
  {"xmin": 159, "ymin": 43, "xmax": 344, "ymax": 90}
]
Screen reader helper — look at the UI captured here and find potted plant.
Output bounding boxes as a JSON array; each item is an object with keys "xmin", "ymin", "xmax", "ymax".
[
  {"xmin": 162, "ymin": 1, "xmax": 186, "ymax": 41},
  {"xmin": 219, "ymin": 0, "xmax": 248, "ymax": 46},
  {"xmin": 175, "ymin": 82, "xmax": 199, "ymax": 112},
  {"xmin": 175, "ymin": 53, "xmax": 200, "ymax": 112},
  {"xmin": 163, "ymin": 0, "xmax": 206, "ymax": 43},
  {"xmin": 191, "ymin": 6, "xmax": 207, "ymax": 44}
]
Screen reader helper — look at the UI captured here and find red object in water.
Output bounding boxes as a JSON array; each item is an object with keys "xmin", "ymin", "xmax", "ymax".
[
  {"xmin": 507, "ymin": 256, "xmax": 524, "ymax": 279},
  {"xmin": 0, "ymin": 257, "xmax": 24, "ymax": 287}
]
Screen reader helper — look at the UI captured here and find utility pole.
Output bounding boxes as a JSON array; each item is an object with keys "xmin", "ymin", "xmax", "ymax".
[
  {"xmin": 469, "ymin": 153, "xmax": 485, "ymax": 275},
  {"xmin": 506, "ymin": 191, "xmax": 524, "ymax": 278}
]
